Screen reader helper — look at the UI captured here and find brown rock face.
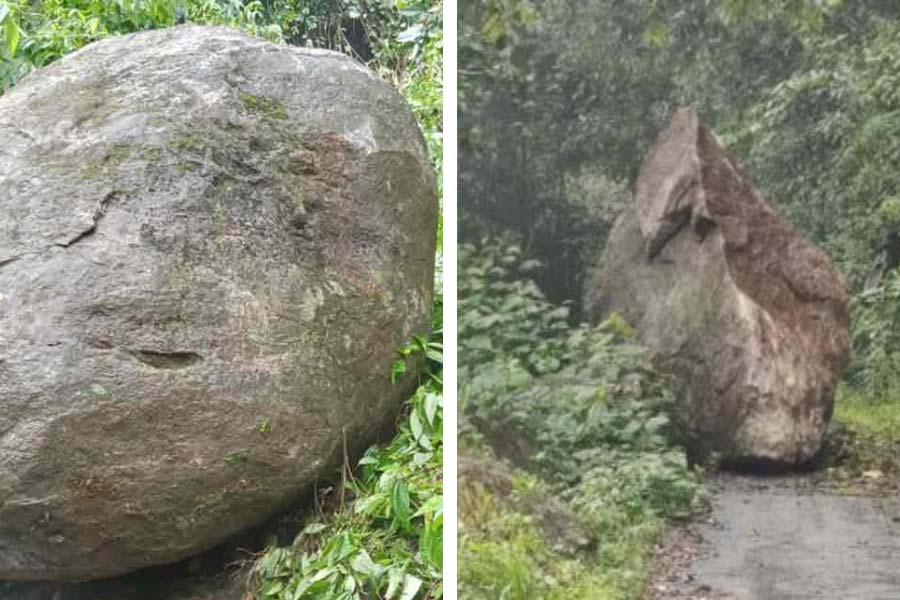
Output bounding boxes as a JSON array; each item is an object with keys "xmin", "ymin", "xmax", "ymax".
[{"xmin": 586, "ymin": 108, "xmax": 850, "ymax": 465}]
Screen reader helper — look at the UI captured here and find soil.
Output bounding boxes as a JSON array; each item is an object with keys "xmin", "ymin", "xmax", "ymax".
[{"xmin": 647, "ymin": 473, "xmax": 900, "ymax": 599}]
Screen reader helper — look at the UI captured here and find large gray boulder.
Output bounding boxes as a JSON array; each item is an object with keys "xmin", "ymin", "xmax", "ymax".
[
  {"xmin": 0, "ymin": 26, "xmax": 436, "ymax": 580},
  {"xmin": 586, "ymin": 108, "xmax": 850, "ymax": 466}
]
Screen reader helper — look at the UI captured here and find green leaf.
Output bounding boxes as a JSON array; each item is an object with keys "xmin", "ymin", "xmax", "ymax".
[
  {"xmin": 424, "ymin": 392, "xmax": 440, "ymax": 425},
  {"xmin": 299, "ymin": 522, "xmax": 327, "ymax": 537},
  {"xmin": 419, "ymin": 510, "xmax": 442, "ymax": 569},
  {"xmin": 413, "ymin": 494, "xmax": 442, "ymax": 518},
  {"xmin": 391, "ymin": 359, "xmax": 407, "ymax": 383},
  {"xmin": 322, "ymin": 533, "xmax": 355, "ymax": 563},
  {"xmin": 397, "ymin": 23, "xmax": 424, "ymax": 43},
  {"xmin": 425, "ymin": 345, "xmax": 443, "ymax": 362},
  {"xmin": 409, "ymin": 410, "xmax": 423, "ymax": 442},
  {"xmin": 399, "ymin": 574, "xmax": 423, "ymax": 600},
  {"xmin": 350, "ymin": 548, "xmax": 382, "ymax": 578},
  {"xmin": 309, "ymin": 566, "xmax": 335, "ymax": 583},
  {"xmin": 263, "ymin": 579, "xmax": 284, "ymax": 596},
  {"xmin": 390, "ymin": 480, "xmax": 411, "ymax": 531},
  {"xmin": 386, "ymin": 568, "xmax": 404, "ymax": 599},
  {"xmin": 292, "ymin": 572, "xmax": 334, "ymax": 600}
]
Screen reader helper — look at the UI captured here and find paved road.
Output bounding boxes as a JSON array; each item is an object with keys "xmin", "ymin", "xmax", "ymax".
[{"xmin": 652, "ymin": 474, "xmax": 900, "ymax": 599}]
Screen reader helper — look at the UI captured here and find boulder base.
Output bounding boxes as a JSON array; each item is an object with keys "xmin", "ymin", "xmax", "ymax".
[
  {"xmin": 0, "ymin": 26, "xmax": 436, "ymax": 580},
  {"xmin": 586, "ymin": 108, "xmax": 849, "ymax": 465}
]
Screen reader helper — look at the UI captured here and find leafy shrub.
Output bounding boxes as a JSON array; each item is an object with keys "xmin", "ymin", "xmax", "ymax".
[
  {"xmin": 459, "ymin": 237, "xmax": 577, "ymax": 377},
  {"xmin": 848, "ymin": 269, "xmax": 900, "ymax": 396},
  {"xmin": 459, "ymin": 238, "xmax": 684, "ymax": 472},
  {"xmin": 458, "ymin": 238, "xmax": 701, "ymax": 599}
]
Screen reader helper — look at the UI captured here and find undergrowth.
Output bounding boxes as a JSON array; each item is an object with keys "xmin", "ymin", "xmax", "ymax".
[
  {"xmin": 836, "ymin": 388, "xmax": 900, "ymax": 441},
  {"xmin": 458, "ymin": 239, "xmax": 703, "ymax": 600}
]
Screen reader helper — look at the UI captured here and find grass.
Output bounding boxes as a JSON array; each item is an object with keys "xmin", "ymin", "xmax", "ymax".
[
  {"xmin": 458, "ymin": 450, "xmax": 695, "ymax": 600},
  {"xmin": 834, "ymin": 387, "xmax": 900, "ymax": 439},
  {"xmin": 456, "ymin": 383, "xmax": 899, "ymax": 599},
  {"xmin": 825, "ymin": 385, "xmax": 900, "ymax": 485}
]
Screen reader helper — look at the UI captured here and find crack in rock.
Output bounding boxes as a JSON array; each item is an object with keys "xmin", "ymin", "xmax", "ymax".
[
  {"xmin": 129, "ymin": 349, "xmax": 204, "ymax": 369},
  {"xmin": 0, "ymin": 255, "xmax": 20, "ymax": 270},
  {"xmin": 55, "ymin": 191, "xmax": 118, "ymax": 249}
]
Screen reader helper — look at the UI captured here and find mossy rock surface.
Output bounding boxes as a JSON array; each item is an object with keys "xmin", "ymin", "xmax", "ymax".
[{"xmin": 0, "ymin": 26, "xmax": 436, "ymax": 581}]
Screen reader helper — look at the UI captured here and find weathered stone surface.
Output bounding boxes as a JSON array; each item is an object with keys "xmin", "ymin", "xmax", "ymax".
[
  {"xmin": 0, "ymin": 26, "xmax": 436, "ymax": 580},
  {"xmin": 585, "ymin": 108, "xmax": 850, "ymax": 466}
]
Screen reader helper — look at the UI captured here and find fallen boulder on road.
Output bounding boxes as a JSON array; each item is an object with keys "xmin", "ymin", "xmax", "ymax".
[{"xmin": 586, "ymin": 108, "xmax": 850, "ymax": 466}]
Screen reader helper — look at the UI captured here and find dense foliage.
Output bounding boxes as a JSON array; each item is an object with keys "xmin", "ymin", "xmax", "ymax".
[
  {"xmin": 459, "ymin": 0, "xmax": 814, "ymax": 308},
  {"xmin": 1, "ymin": 2, "xmax": 442, "ymax": 599},
  {"xmin": 458, "ymin": 241, "xmax": 701, "ymax": 599}
]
